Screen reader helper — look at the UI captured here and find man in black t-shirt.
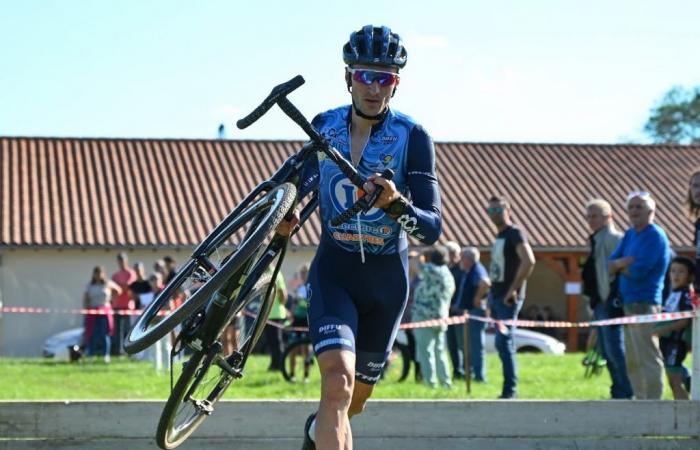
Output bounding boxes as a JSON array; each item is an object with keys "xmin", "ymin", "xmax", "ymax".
[
  {"xmin": 128, "ymin": 262, "xmax": 152, "ymax": 310},
  {"xmin": 486, "ymin": 196, "xmax": 535, "ymax": 399}
]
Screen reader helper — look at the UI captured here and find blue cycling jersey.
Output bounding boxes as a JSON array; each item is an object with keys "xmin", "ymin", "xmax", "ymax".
[{"xmin": 300, "ymin": 105, "xmax": 442, "ymax": 254}]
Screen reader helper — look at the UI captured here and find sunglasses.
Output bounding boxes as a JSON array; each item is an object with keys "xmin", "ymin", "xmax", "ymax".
[
  {"xmin": 486, "ymin": 206, "xmax": 504, "ymax": 214},
  {"xmin": 347, "ymin": 68, "xmax": 399, "ymax": 87}
]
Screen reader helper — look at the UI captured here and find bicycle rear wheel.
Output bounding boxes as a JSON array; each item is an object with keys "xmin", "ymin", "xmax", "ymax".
[
  {"xmin": 281, "ymin": 338, "xmax": 314, "ymax": 383},
  {"xmin": 156, "ymin": 273, "xmax": 274, "ymax": 449},
  {"xmin": 125, "ymin": 183, "xmax": 296, "ymax": 354},
  {"xmin": 381, "ymin": 341, "xmax": 411, "ymax": 383}
]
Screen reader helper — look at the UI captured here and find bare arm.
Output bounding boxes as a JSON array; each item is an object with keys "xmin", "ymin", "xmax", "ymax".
[
  {"xmin": 505, "ymin": 242, "xmax": 536, "ymax": 305},
  {"xmin": 653, "ymin": 319, "xmax": 690, "ymax": 337},
  {"xmin": 609, "ymin": 256, "xmax": 634, "ymax": 275},
  {"xmin": 471, "ymin": 277, "xmax": 491, "ymax": 309}
]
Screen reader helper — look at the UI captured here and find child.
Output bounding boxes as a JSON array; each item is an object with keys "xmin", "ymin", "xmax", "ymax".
[{"xmin": 655, "ymin": 256, "xmax": 695, "ymax": 400}]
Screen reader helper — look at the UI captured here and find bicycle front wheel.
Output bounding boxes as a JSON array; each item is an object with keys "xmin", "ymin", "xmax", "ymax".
[
  {"xmin": 125, "ymin": 183, "xmax": 296, "ymax": 354},
  {"xmin": 156, "ymin": 273, "xmax": 274, "ymax": 449}
]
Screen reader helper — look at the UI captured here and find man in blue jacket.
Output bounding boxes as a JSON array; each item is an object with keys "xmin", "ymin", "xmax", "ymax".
[{"xmin": 609, "ymin": 191, "xmax": 671, "ymax": 399}]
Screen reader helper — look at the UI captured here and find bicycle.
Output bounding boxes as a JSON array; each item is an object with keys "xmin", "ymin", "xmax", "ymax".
[
  {"xmin": 581, "ymin": 327, "xmax": 606, "ymax": 378},
  {"xmin": 124, "ymin": 75, "xmax": 393, "ymax": 449},
  {"xmin": 280, "ymin": 329, "xmax": 411, "ymax": 384}
]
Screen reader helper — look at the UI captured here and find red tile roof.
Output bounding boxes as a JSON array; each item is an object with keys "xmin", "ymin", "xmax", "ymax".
[{"xmin": 2, "ymin": 137, "xmax": 698, "ymax": 251}]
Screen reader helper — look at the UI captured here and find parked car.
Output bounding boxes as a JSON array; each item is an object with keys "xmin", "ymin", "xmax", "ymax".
[
  {"xmin": 42, "ymin": 327, "xmax": 83, "ymax": 360},
  {"xmin": 485, "ymin": 326, "xmax": 566, "ymax": 354},
  {"xmin": 43, "ymin": 323, "xmax": 567, "ymax": 361}
]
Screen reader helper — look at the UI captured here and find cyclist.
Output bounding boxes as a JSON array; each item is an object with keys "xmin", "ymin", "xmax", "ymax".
[{"xmin": 278, "ymin": 24, "xmax": 442, "ymax": 450}]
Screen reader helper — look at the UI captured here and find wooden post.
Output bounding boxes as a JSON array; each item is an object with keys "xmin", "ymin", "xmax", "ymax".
[
  {"xmin": 539, "ymin": 254, "xmax": 582, "ymax": 352},
  {"xmin": 462, "ymin": 318, "xmax": 471, "ymax": 394}
]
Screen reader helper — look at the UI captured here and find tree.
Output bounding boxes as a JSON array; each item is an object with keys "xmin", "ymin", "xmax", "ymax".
[{"xmin": 644, "ymin": 86, "xmax": 700, "ymax": 145}]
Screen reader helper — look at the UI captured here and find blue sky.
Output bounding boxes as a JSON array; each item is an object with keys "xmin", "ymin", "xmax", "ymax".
[{"xmin": 2, "ymin": 0, "xmax": 699, "ymax": 143}]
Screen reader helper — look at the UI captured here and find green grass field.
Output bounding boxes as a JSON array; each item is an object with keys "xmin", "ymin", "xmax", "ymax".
[{"xmin": 1, "ymin": 353, "xmax": 683, "ymax": 400}]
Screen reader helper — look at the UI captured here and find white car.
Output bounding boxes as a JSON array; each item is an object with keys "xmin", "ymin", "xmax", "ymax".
[
  {"xmin": 394, "ymin": 326, "xmax": 566, "ymax": 355},
  {"xmin": 45, "ymin": 324, "xmax": 567, "ymax": 360},
  {"xmin": 485, "ymin": 326, "xmax": 566, "ymax": 355},
  {"xmin": 42, "ymin": 327, "xmax": 83, "ymax": 360}
]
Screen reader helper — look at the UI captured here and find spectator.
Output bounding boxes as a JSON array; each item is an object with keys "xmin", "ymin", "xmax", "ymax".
[
  {"xmin": 111, "ymin": 252, "xmax": 136, "ymax": 356},
  {"xmin": 454, "ymin": 247, "xmax": 491, "ymax": 382},
  {"xmin": 287, "ymin": 263, "xmax": 312, "ymax": 382},
  {"xmin": 163, "ymin": 255, "xmax": 178, "ymax": 284},
  {"xmin": 83, "ymin": 266, "xmax": 120, "ymax": 362},
  {"xmin": 264, "ymin": 267, "xmax": 288, "ymax": 372},
  {"xmin": 444, "ymin": 240, "xmax": 466, "ymax": 380},
  {"xmin": 140, "ymin": 272, "xmax": 171, "ymax": 371},
  {"xmin": 610, "ymin": 191, "xmax": 671, "ymax": 399},
  {"xmin": 411, "ymin": 246, "xmax": 456, "ymax": 388},
  {"xmin": 128, "ymin": 262, "xmax": 152, "ymax": 319},
  {"xmin": 654, "ymin": 257, "xmax": 695, "ymax": 400},
  {"xmin": 581, "ymin": 198, "xmax": 633, "ymax": 399},
  {"xmin": 153, "ymin": 259, "xmax": 167, "ymax": 291},
  {"xmin": 405, "ymin": 250, "xmax": 425, "ymax": 381},
  {"xmin": 486, "ymin": 195, "xmax": 536, "ymax": 399},
  {"xmin": 687, "ymin": 168, "xmax": 700, "ymax": 291}
]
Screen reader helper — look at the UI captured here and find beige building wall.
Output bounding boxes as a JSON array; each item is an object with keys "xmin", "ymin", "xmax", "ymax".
[
  {"xmin": 0, "ymin": 246, "xmax": 578, "ymax": 356},
  {"xmin": 0, "ymin": 247, "xmax": 316, "ymax": 356}
]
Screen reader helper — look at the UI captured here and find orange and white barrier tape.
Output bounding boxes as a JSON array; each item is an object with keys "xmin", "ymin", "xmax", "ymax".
[
  {"xmin": 0, "ymin": 306, "xmax": 162, "ymax": 316},
  {"xmin": 400, "ymin": 309, "xmax": 699, "ymax": 330},
  {"xmin": 1, "ymin": 305, "xmax": 698, "ymax": 331}
]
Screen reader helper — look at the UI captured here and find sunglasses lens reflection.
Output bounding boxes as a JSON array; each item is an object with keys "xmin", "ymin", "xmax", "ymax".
[{"xmin": 351, "ymin": 69, "xmax": 398, "ymax": 86}]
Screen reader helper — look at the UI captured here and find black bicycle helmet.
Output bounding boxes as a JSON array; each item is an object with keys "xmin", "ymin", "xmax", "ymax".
[{"xmin": 343, "ymin": 25, "xmax": 407, "ymax": 70}]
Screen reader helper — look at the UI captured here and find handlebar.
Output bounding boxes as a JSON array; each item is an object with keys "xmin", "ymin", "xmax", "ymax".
[
  {"xmin": 237, "ymin": 75, "xmax": 392, "ymax": 225},
  {"xmin": 236, "ymin": 75, "xmax": 305, "ymax": 130}
]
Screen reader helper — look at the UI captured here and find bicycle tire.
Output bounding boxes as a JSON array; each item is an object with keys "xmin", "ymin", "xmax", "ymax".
[
  {"xmin": 281, "ymin": 338, "xmax": 314, "ymax": 383},
  {"xmin": 156, "ymin": 273, "xmax": 274, "ymax": 449},
  {"xmin": 381, "ymin": 341, "xmax": 410, "ymax": 383},
  {"xmin": 125, "ymin": 183, "xmax": 296, "ymax": 354}
]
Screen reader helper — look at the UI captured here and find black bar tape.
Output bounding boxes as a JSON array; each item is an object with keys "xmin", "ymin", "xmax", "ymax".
[{"xmin": 237, "ymin": 75, "xmax": 305, "ymax": 129}]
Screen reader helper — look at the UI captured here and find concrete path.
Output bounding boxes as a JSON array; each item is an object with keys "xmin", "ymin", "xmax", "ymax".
[{"xmin": 1, "ymin": 400, "xmax": 698, "ymax": 449}]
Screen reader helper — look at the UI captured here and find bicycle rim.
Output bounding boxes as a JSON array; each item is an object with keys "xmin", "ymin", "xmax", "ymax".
[
  {"xmin": 125, "ymin": 183, "xmax": 296, "ymax": 354},
  {"xmin": 281, "ymin": 339, "xmax": 314, "ymax": 383},
  {"xmin": 381, "ymin": 343, "xmax": 410, "ymax": 383},
  {"xmin": 156, "ymin": 274, "xmax": 274, "ymax": 449}
]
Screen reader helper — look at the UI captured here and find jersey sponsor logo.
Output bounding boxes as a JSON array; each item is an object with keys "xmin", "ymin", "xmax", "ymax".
[
  {"xmin": 335, "ymin": 221, "xmax": 392, "ymax": 236},
  {"xmin": 318, "ymin": 324, "xmax": 342, "ymax": 333},
  {"xmin": 366, "ymin": 361, "xmax": 385, "ymax": 369},
  {"xmin": 370, "ymin": 133, "xmax": 398, "ymax": 145},
  {"xmin": 396, "ymin": 214, "xmax": 418, "ymax": 234},
  {"xmin": 322, "ymin": 127, "xmax": 348, "ymax": 148},
  {"xmin": 332, "ymin": 232, "xmax": 385, "ymax": 245},
  {"xmin": 329, "ymin": 173, "xmax": 383, "ymax": 221},
  {"xmin": 356, "ymin": 372, "xmax": 381, "ymax": 383}
]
